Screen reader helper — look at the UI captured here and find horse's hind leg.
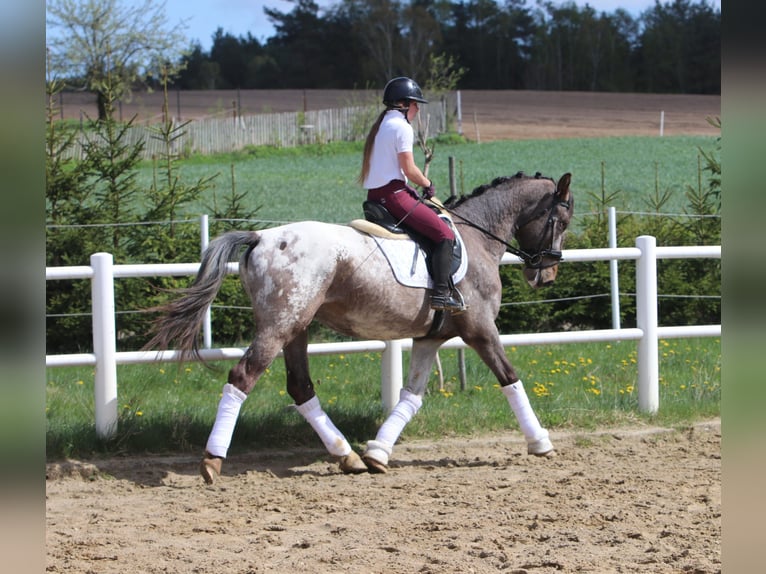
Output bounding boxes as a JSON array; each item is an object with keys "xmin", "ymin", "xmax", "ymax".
[
  {"xmin": 283, "ymin": 329, "xmax": 367, "ymax": 474},
  {"xmin": 362, "ymin": 338, "xmax": 443, "ymax": 473},
  {"xmin": 200, "ymin": 338, "xmax": 282, "ymax": 484}
]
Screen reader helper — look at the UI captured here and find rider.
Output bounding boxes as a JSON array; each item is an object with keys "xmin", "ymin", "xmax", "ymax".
[{"xmin": 359, "ymin": 76, "xmax": 463, "ymax": 312}]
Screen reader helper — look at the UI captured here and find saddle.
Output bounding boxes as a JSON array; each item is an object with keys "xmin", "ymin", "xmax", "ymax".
[{"xmin": 349, "ymin": 200, "xmax": 465, "ymax": 281}]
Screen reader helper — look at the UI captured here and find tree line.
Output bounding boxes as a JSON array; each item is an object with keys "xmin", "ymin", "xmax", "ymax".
[{"xmin": 174, "ymin": 0, "xmax": 720, "ymax": 94}]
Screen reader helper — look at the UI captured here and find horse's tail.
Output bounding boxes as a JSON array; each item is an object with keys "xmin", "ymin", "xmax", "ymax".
[{"xmin": 144, "ymin": 230, "xmax": 260, "ymax": 361}]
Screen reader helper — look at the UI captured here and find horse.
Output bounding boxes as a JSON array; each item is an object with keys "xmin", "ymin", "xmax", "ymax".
[{"xmin": 146, "ymin": 171, "xmax": 574, "ymax": 482}]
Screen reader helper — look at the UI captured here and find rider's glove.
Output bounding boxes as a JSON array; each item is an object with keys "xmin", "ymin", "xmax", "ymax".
[{"xmin": 421, "ymin": 181, "xmax": 435, "ymax": 200}]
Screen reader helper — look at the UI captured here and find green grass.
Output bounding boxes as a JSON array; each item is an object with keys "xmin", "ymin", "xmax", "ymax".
[
  {"xmin": 134, "ymin": 135, "xmax": 717, "ymax": 227},
  {"xmin": 46, "ymin": 338, "xmax": 720, "ymax": 460}
]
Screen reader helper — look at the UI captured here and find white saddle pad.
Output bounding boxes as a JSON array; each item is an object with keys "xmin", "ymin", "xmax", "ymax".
[{"xmin": 369, "ymin": 216, "xmax": 468, "ymax": 289}]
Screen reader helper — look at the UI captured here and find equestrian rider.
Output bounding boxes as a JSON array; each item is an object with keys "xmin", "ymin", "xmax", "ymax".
[{"xmin": 359, "ymin": 76, "xmax": 463, "ymax": 312}]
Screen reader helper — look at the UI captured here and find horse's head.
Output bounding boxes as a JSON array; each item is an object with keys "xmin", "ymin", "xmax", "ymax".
[{"xmin": 514, "ymin": 173, "xmax": 573, "ymax": 288}]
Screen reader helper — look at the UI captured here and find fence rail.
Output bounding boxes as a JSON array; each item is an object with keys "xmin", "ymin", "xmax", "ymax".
[{"xmin": 45, "ymin": 236, "xmax": 720, "ymax": 439}]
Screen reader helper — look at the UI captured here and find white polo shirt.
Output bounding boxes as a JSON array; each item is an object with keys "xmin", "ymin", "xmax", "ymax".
[{"xmin": 363, "ymin": 110, "xmax": 413, "ymax": 189}]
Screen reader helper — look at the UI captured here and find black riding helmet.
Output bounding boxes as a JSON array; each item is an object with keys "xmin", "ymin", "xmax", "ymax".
[{"xmin": 383, "ymin": 77, "xmax": 428, "ymax": 108}]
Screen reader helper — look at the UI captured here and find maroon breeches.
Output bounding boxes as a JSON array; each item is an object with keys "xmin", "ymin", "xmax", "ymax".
[{"xmin": 366, "ymin": 180, "xmax": 454, "ymax": 243}]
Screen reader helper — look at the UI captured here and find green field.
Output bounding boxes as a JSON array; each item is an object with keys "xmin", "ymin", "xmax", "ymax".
[{"xmin": 136, "ymin": 135, "xmax": 716, "ymax": 226}]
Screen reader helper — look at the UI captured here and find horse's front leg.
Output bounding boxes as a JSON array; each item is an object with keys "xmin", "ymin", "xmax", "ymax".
[
  {"xmin": 284, "ymin": 328, "xmax": 367, "ymax": 474},
  {"xmin": 462, "ymin": 325, "xmax": 555, "ymax": 457},
  {"xmin": 362, "ymin": 337, "xmax": 443, "ymax": 473}
]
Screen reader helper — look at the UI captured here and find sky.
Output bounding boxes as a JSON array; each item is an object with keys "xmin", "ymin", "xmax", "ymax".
[{"xmin": 164, "ymin": 0, "xmax": 721, "ymax": 51}]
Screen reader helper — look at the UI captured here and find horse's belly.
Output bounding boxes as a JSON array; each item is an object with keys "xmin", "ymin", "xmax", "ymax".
[{"xmin": 316, "ymin": 300, "xmax": 434, "ymax": 341}]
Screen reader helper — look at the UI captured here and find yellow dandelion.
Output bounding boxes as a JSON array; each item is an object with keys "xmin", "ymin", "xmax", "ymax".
[
  {"xmin": 136, "ymin": 411, "xmax": 143, "ymax": 416},
  {"xmin": 532, "ymin": 382, "xmax": 549, "ymax": 397}
]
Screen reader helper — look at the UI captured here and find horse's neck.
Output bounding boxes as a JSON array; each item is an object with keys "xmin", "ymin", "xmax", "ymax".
[{"xmin": 457, "ymin": 197, "xmax": 520, "ymax": 259}]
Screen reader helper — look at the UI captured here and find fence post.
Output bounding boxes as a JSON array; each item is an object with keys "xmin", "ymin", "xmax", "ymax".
[
  {"xmin": 91, "ymin": 253, "xmax": 118, "ymax": 439},
  {"xmin": 609, "ymin": 207, "xmax": 621, "ymax": 330},
  {"xmin": 200, "ymin": 214, "xmax": 212, "ymax": 349},
  {"xmin": 456, "ymin": 90, "xmax": 463, "ymax": 135},
  {"xmin": 636, "ymin": 235, "xmax": 659, "ymax": 413},
  {"xmin": 381, "ymin": 339, "xmax": 404, "ymax": 413}
]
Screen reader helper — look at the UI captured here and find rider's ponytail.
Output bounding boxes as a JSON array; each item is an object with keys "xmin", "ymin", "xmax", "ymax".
[{"xmin": 358, "ymin": 109, "xmax": 387, "ymax": 186}]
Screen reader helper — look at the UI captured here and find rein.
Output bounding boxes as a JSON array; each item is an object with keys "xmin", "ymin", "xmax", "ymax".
[{"xmin": 432, "ymin": 195, "xmax": 569, "ymax": 270}]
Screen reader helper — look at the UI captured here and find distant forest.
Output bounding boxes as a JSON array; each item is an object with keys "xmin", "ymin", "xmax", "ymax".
[{"xmin": 172, "ymin": 0, "xmax": 720, "ymax": 94}]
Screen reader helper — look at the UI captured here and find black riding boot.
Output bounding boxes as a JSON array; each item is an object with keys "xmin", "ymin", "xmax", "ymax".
[{"xmin": 430, "ymin": 239, "xmax": 464, "ymax": 312}]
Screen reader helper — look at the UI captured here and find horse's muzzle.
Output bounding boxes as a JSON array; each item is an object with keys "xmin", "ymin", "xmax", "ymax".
[{"xmin": 524, "ymin": 265, "xmax": 558, "ymax": 288}]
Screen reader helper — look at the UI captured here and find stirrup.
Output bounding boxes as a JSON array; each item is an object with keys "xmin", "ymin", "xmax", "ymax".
[{"xmin": 430, "ymin": 288, "xmax": 467, "ymax": 313}]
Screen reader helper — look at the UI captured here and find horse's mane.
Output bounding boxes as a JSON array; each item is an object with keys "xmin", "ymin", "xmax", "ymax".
[{"xmin": 443, "ymin": 171, "xmax": 555, "ymax": 209}]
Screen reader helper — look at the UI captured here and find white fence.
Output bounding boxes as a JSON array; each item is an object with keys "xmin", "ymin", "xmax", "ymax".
[{"xmin": 45, "ymin": 236, "xmax": 721, "ymax": 439}]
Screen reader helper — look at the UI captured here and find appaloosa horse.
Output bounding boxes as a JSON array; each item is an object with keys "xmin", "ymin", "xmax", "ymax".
[{"xmin": 146, "ymin": 171, "xmax": 573, "ymax": 482}]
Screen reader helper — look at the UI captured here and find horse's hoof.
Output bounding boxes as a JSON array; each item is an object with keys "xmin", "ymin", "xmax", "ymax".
[
  {"xmin": 533, "ymin": 448, "xmax": 557, "ymax": 458},
  {"xmin": 200, "ymin": 452, "xmax": 223, "ymax": 484},
  {"xmin": 361, "ymin": 454, "xmax": 389, "ymax": 474},
  {"xmin": 362, "ymin": 440, "xmax": 391, "ymax": 474},
  {"xmin": 527, "ymin": 436, "xmax": 556, "ymax": 457},
  {"xmin": 338, "ymin": 451, "xmax": 368, "ymax": 474}
]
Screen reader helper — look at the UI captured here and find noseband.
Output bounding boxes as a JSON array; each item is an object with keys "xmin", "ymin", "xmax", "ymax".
[{"xmin": 516, "ymin": 197, "xmax": 571, "ymax": 269}]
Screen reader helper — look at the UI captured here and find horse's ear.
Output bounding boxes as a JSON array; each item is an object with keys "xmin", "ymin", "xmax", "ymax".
[{"xmin": 556, "ymin": 173, "xmax": 572, "ymax": 202}]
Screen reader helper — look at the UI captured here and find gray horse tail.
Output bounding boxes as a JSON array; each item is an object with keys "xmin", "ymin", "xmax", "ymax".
[{"xmin": 144, "ymin": 230, "xmax": 260, "ymax": 361}]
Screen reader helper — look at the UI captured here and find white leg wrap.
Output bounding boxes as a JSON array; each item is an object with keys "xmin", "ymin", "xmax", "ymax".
[
  {"xmin": 364, "ymin": 389, "xmax": 422, "ymax": 466},
  {"xmin": 206, "ymin": 383, "xmax": 248, "ymax": 458},
  {"xmin": 502, "ymin": 381, "xmax": 553, "ymax": 453},
  {"xmin": 295, "ymin": 396, "xmax": 352, "ymax": 457}
]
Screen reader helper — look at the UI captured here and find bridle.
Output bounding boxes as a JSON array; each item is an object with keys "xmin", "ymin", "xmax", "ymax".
[{"xmin": 443, "ymin": 194, "xmax": 571, "ymax": 270}]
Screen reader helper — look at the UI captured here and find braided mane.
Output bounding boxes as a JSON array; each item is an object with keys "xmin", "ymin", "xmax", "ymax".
[{"xmin": 443, "ymin": 171, "xmax": 555, "ymax": 209}]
